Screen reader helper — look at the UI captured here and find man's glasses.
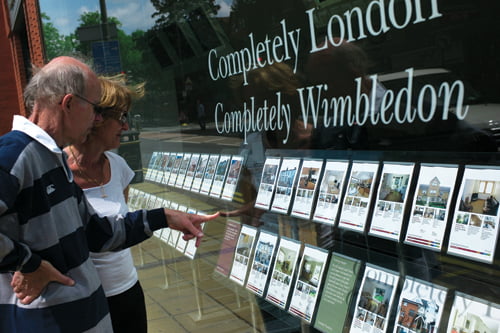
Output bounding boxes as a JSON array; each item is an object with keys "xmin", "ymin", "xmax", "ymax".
[{"xmin": 73, "ymin": 94, "xmax": 104, "ymax": 115}]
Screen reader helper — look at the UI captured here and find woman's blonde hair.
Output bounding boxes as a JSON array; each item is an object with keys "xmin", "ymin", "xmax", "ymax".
[{"xmin": 98, "ymin": 74, "xmax": 145, "ymax": 121}]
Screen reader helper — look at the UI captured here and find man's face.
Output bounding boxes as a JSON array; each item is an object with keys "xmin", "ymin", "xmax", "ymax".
[{"xmin": 73, "ymin": 76, "xmax": 102, "ymax": 143}]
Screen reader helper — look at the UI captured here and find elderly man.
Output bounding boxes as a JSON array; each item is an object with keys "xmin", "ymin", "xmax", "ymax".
[{"xmin": 0, "ymin": 56, "xmax": 218, "ymax": 332}]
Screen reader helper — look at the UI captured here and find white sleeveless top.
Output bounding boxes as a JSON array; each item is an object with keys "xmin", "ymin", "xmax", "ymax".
[{"xmin": 84, "ymin": 151, "xmax": 137, "ymax": 297}]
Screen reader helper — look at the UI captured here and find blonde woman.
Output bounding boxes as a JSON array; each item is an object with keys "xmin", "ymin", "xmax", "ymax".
[{"xmin": 65, "ymin": 76, "xmax": 148, "ymax": 332}]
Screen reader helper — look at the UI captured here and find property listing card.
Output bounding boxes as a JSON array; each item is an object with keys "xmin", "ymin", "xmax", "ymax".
[
  {"xmin": 144, "ymin": 151, "xmax": 159, "ymax": 181},
  {"xmin": 175, "ymin": 153, "xmax": 192, "ymax": 188},
  {"xmin": 446, "ymin": 292, "xmax": 500, "ymax": 333},
  {"xmin": 245, "ymin": 231, "xmax": 278, "ymax": 297},
  {"xmin": 404, "ymin": 164, "xmax": 458, "ymax": 251},
  {"xmin": 151, "ymin": 152, "xmax": 164, "ymax": 183},
  {"xmin": 168, "ymin": 153, "xmax": 184, "ymax": 186},
  {"xmin": 229, "ymin": 225, "xmax": 258, "ymax": 286},
  {"xmin": 151, "ymin": 152, "xmax": 168, "ymax": 183},
  {"xmin": 350, "ymin": 265, "xmax": 399, "ymax": 333},
  {"xmin": 271, "ymin": 158, "xmax": 301, "ymax": 214},
  {"xmin": 183, "ymin": 153, "xmax": 200, "ymax": 191},
  {"xmin": 200, "ymin": 154, "xmax": 220, "ymax": 195},
  {"xmin": 160, "ymin": 226, "xmax": 171, "ymax": 244},
  {"xmin": 160, "ymin": 153, "xmax": 175, "ymax": 185},
  {"xmin": 288, "ymin": 245, "xmax": 329, "ymax": 323},
  {"xmin": 313, "ymin": 160, "xmax": 350, "ymax": 225},
  {"xmin": 369, "ymin": 162, "xmax": 415, "ymax": 241},
  {"xmin": 447, "ymin": 166, "xmax": 500, "ymax": 264},
  {"xmin": 314, "ymin": 253, "xmax": 361, "ymax": 333},
  {"xmin": 339, "ymin": 162, "xmax": 380, "ymax": 233},
  {"xmin": 215, "ymin": 219, "xmax": 241, "ymax": 277},
  {"xmin": 222, "ymin": 155, "xmax": 244, "ymax": 201},
  {"xmin": 255, "ymin": 157, "xmax": 281, "ymax": 210},
  {"xmin": 191, "ymin": 153, "xmax": 209, "ymax": 192},
  {"xmin": 393, "ymin": 277, "xmax": 448, "ymax": 333},
  {"xmin": 291, "ymin": 159, "xmax": 324, "ymax": 220},
  {"xmin": 155, "ymin": 152, "xmax": 169, "ymax": 183},
  {"xmin": 265, "ymin": 237, "xmax": 301, "ymax": 309},
  {"xmin": 210, "ymin": 154, "xmax": 231, "ymax": 198}
]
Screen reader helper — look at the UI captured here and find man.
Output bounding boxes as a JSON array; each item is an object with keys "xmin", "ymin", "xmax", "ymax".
[{"xmin": 0, "ymin": 56, "xmax": 218, "ymax": 332}]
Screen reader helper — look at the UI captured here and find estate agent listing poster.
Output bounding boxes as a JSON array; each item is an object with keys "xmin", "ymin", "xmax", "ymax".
[
  {"xmin": 175, "ymin": 153, "xmax": 192, "ymax": 188},
  {"xmin": 183, "ymin": 153, "xmax": 200, "ymax": 191},
  {"xmin": 350, "ymin": 264, "xmax": 399, "ymax": 333},
  {"xmin": 255, "ymin": 157, "xmax": 281, "ymax": 210},
  {"xmin": 404, "ymin": 164, "xmax": 459, "ymax": 251},
  {"xmin": 392, "ymin": 277, "xmax": 448, "ymax": 333},
  {"xmin": 200, "ymin": 154, "xmax": 220, "ymax": 195},
  {"xmin": 288, "ymin": 245, "xmax": 329, "ymax": 323},
  {"xmin": 161, "ymin": 153, "xmax": 175, "ymax": 185},
  {"xmin": 210, "ymin": 154, "xmax": 231, "ymax": 198},
  {"xmin": 265, "ymin": 237, "xmax": 301, "ymax": 309},
  {"xmin": 271, "ymin": 158, "xmax": 301, "ymax": 214},
  {"xmin": 222, "ymin": 155, "xmax": 244, "ymax": 201},
  {"xmin": 314, "ymin": 253, "xmax": 361, "ymax": 333},
  {"xmin": 313, "ymin": 160, "xmax": 350, "ymax": 225},
  {"xmin": 168, "ymin": 153, "xmax": 184, "ymax": 186},
  {"xmin": 369, "ymin": 163, "xmax": 415, "ymax": 241},
  {"xmin": 246, "ymin": 231, "xmax": 278, "ymax": 297},
  {"xmin": 144, "ymin": 151, "xmax": 158, "ymax": 181},
  {"xmin": 446, "ymin": 292, "xmax": 500, "ymax": 333},
  {"xmin": 229, "ymin": 225, "xmax": 258, "ymax": 286},
  {"xmin": 447, "ymin": 166, "xmax": 500, "ymax": 264},
  {"xmin": 339, "ymin": 162, "xmax": 380, "ymax": 233},
  {"xmin": 291, "ymin": 159, "xmax": 324, "ymax": 220},
  {"xmin": 191, "ymin": 153, "xmax": 209, "ymax": 192},
  {"xmin": 215, "ymin": 219, "xmax": 241, "ymax": 277}
]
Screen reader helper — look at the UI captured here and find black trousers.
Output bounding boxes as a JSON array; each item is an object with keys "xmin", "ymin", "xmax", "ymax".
[{"xmin": 106, "ymin": 281, "xmax": 147, "ymax": 333}]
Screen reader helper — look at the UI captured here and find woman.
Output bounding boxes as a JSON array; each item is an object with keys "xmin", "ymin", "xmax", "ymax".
[{"xmin": 65, "ymin": 76, "xmax": 147, "ymax": 333}]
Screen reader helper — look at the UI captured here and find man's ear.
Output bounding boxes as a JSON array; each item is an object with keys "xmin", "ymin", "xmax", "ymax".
[{"xmin": 60, "ymin": 94, "xmax": 72, "ymax": 112}]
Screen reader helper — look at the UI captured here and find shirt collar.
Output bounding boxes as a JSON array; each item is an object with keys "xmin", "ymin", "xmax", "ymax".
[{"xmin": 12, "ymin": 115, "xmax": 62, "ymax": 154}]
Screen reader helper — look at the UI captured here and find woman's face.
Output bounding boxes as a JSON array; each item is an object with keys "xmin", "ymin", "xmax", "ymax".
[{"xmin": 92, "ymin": 114, "xmax": 129, "ymax": 150}]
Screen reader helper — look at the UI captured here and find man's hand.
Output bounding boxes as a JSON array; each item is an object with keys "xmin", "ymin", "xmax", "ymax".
[
  {"xmin": 164, "ymin": 209, "xmax": 219, "ymax": 247},
  {"xmin": 11, "ymin": 260, "xmax": 75, "ymax": 305}
]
